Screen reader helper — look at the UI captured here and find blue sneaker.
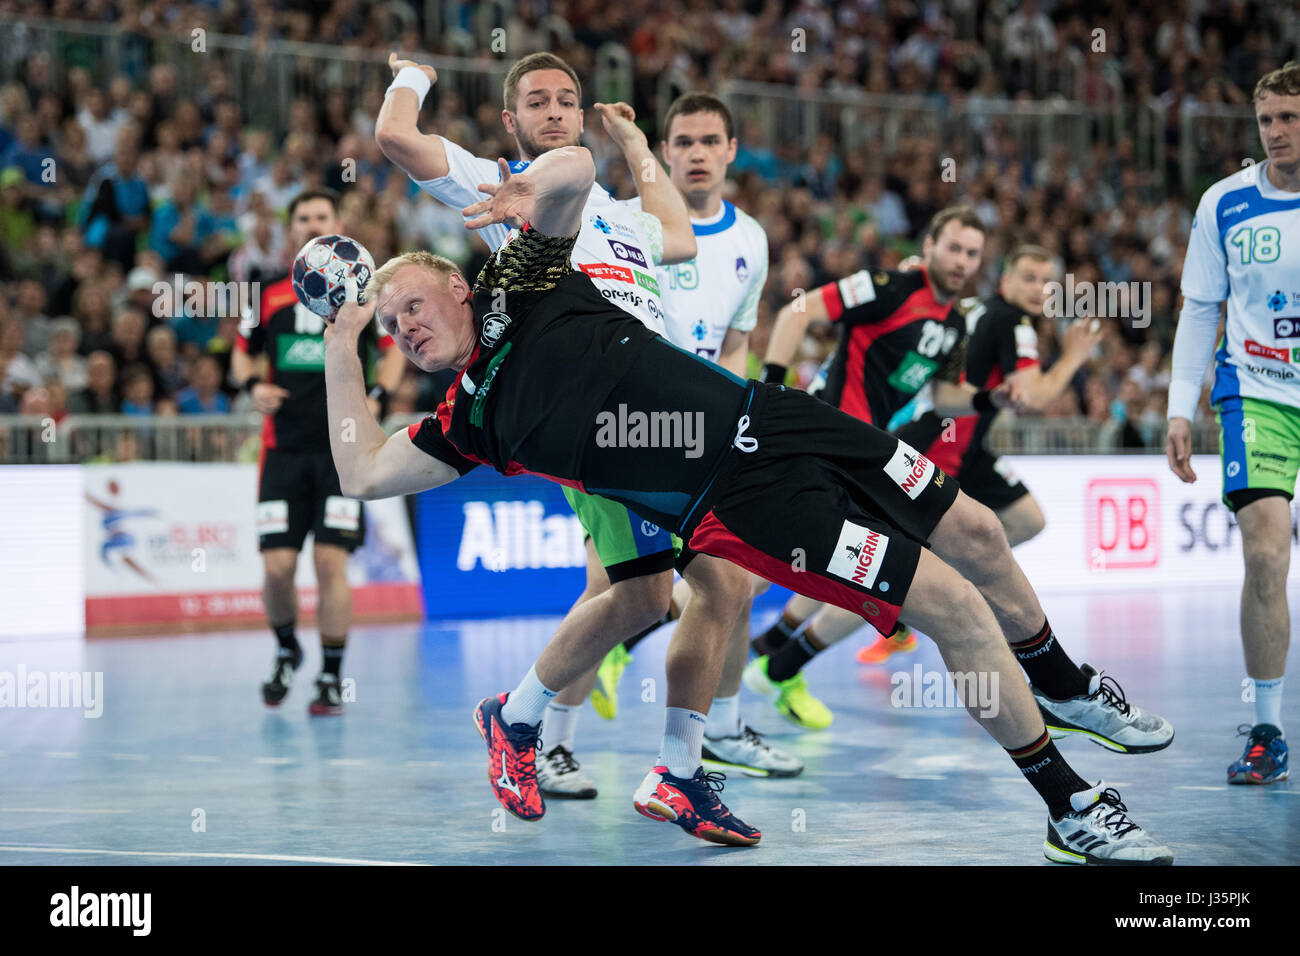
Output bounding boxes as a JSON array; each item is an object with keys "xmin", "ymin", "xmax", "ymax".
[
  {"xmin": 1228, "ymin": 723, "xmax": 1288, "ymax": 785},
  {"xmin": 633, "ymin": 766, "xmax": 761, "ymax": 846}
]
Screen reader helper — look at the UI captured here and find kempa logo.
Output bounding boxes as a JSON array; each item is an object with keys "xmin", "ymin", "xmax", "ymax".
[
  {"xmin": 0, "ymin": 666, "xmax": 103, "ymax": 717},
  {"xmin": 50, "ymin": 886, "xmax": 150, "ymax": 935},
  {"xmin": 890, "ymin": 664, "xmax": 999, "ymax": 718},
  {"xmin": 594, "ymin": 404, "xmax": 706, "ymax": 459},
  {"xmin": 1044, "ymin": 275, "xmax": 1150, "ymax": 328}
]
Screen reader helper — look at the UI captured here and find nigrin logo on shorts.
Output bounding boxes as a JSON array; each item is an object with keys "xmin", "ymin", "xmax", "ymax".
[
  {"xmin": 828, "ymin": 520, "xmax": 889, "ymax": 589},
  {"xmin": 884, "ymin": 442, "xmax": 935, "ymax": 500}
]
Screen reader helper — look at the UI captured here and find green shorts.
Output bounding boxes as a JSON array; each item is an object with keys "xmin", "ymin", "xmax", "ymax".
[
  {"xmin": 562, "ymin": 486, "xmax": 680, "ymax": 583},
  {"xmin": 1216, "ymin": 395, "xmax": 1300, "ymax": 510}
]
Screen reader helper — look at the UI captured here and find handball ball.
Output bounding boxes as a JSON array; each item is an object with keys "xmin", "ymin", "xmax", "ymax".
[{"xmin": 291, "ymin": 235, "xmax": 375, "ymax": 318}]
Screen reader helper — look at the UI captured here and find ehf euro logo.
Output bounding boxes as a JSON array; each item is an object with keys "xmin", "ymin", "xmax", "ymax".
[
  {"xmin": 735, "ymin": 257, "xmax": 749, "ymax": 281},
  {"xmin": 480, "ymin": 312, "xmax": 511, "ymax": 347},
  {"xmin": 1268, "ymin": 290, "xmax": 1288, "ymax": 312}
]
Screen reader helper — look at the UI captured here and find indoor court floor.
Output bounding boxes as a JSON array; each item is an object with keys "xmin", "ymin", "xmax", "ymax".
[{"xmin": 3, "ymin": 586, "xmax": 1296, "ymax": 866}]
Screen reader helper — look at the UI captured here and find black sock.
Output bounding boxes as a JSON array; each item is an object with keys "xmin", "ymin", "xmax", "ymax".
[
  {"xmin": 1008, "ymin": 730, "xmax": 1091, "ymax": 819},
  {"xmin": 623, "ymin": 612, "xmax": 671, "ymax": 653},
  {"xmin": 1010, "ymin": 619, "xmax": 1090, "ymax": 699},
  {"xmin": 767, "ymin": 630, "xmax": 821, "ymax": 682},
  {"xmin": 273, "ymin": 621, "xmax": 300, "ymax": 659},
  {"xmin": 754, "ymin": 613, "xmax": 800, "ymax": 656},
  {"xmin": 322, "ymin": 643, "xmax": 345, "ymax": 679}
]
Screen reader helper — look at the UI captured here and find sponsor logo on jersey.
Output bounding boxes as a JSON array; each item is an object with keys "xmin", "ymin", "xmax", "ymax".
[
  {"xmin": 632, "ymin": 269, "xmax": 660, "ymax": 296},
  {"xmin": 887, "ymin": 351, "xmax": 939, "ymax": 395},
  {"xmin": 1273, "ymin": 317, "xmax": 1300, "ymax": 338},
  {"xmin": 828, "ymin": 520, "xmax": 889, "ymax": 589},
  {"xmin": 608, "ymin": 240, "xmax": 648, "ymax": 267},
  {"xmin": 1014, "ymin": 322, "xmax": 1040, "ymax": 360},
  {"xmin": 884, "ymin": 442, "xmax": 936, "ymax": 499},
  {"xmin": 600, "ymin": 287, "xmax": 644, "ymax": 308},
  {"xmin": 1268, "ymin": 290, "xmax": 1289, "ymax": 313},
  {"xmin": 1243, "ymin": 361, "xmax": 1296, "ymax": 381},
  {"xmin": 277, "ymin": 334, "xmax": 326, "ymax": 370},
  {"xmin": 735, "ymin": 257, "xmax": 749, "ymax": 281},
  {"xmin": 580, "ymin": 262, "xmax": 634, "ymax": 283},
  {"xmin": 838, "ymin": 270, "xmax": 877, "ymax": 309},
  {"xmin": 640, "ymin": 521, "xmax": 660, "ymax": 537},
  {"xmin": 589, "ymin": 214, "xmax": 612, "ymax": 234},
  {"xmin": 1245, "ymin": 339, "xmax": 1290, "ymax": 362},
  {"xmin": 692, "ymin": 320, "xmax": 707, "ymax": 342},
  {"xmin": 480, "ymin": 311, "xmax": 511, "ymax": 348}
]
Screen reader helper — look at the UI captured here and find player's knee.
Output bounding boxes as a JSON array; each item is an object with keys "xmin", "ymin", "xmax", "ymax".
[
  {"xmin": 610, "ymin": 572, "xmax": 672, "ymax": 630},
  {"xmin": 1243, "ymin": 543, "xmax": 1289, "ymax": 593},
  {"xmin": 964, "ymin": 500, "xmax": 1012, "ymax": 564},
  {"xmin": 263, "ymin": 555, "xmax": 296, "ymax": 591}
]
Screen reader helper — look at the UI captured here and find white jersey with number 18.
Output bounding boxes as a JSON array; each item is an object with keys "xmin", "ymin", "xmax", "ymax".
[{"xmin": 1182, "ymin": 160, "xmax": 1300, "ymax": 408}]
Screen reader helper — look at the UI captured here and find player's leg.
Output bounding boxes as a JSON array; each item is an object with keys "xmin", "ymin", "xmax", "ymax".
[
  {"xmin": 744, "ymin": 601, "xmax": 865, "ymax": 729},
  {"xmin": 307, "ymin": 451, "xmax": 367, "ymax": 716},
  {"xmin": 1220, "ymin": 395, "xmax": 1295, "ymax": 783},
  {"xmin": 475, "ymin": 492, "xmax": 674, "ymax": 819},
  {"xmin": 929, "ymin": 489, "xmax": 1173, "ymax": 753},
  {"xmin": 751, "ymin": 592, "xmax": 821, "ymax": 656},
  {"xmin": 702, "ymin": 589, "xmax": 804, "ymax": 778},
  {"xmin": 995, "ymin": 493, "xmax": 1046, "ymax": 548},
  {"xmin": 256, "ymin": 448, "xmax": 311, "ymax": 706},
  {"xmin": 632, "ymin": 552, "xmax": 762, "ymax": 846}
]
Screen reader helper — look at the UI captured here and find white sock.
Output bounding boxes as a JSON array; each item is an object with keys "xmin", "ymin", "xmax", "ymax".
[
  {"xmin": 705, "ymin": 694, "xmax": 741, "ymax": 738},
  {"xmin": 658, "ymin": 707, "xmax": 707, "ymax": 778},
  {"xmin": 543, "ymin": 701, "xmax": 580, "ymax": 753},
  {"xmin": 1253, "ymin": 676, "xmax": 1285, "ymax": 734},
  {"xmin": 500, "ymin": 665, "xmax": 556, "ymax": 728}
]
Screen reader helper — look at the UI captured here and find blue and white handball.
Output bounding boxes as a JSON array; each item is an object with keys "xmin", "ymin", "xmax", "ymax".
[{"xmin": 290, "ymin": 234, "xmax": 375, "ymax": 318}]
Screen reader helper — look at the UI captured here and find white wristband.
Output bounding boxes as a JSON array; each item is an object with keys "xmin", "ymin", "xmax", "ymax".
[{"xmin": 386, "ymin": 66, "xmax": 431, "ymax": 108}]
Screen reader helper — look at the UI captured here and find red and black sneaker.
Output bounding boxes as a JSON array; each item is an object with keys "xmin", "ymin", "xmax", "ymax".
[
  {"xmin": 632, "ymin": 766, "xmax": 761, "ymax": 846},
  {"xmin": 473, "ymin": 693, "xmax": 545, "ymax": 820}
]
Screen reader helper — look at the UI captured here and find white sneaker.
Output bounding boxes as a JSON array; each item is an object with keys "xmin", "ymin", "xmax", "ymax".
[
  {"xmin": 1044, "ymin": 783, "xmax": 1173, "ymax": 866},
  {"xmin": 535, "ymin": 745, "xmax": 597, "ymax": 800},
  {"xmin": 1033, "ymin": 664, "xmax": 1174, "ymax": 754},
  {"xmin": 703, "ymin": 725, "xmax": 804, "ymax": 778}
]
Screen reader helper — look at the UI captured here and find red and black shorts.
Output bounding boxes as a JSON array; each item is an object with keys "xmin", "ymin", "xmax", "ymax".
[
  {"xmin": 257, "ymin": 447, "xmax": 366, "ymax": 553},
  {"xmin": 684, "ymin": 384, "xmax": 959, "ymax": 635}
]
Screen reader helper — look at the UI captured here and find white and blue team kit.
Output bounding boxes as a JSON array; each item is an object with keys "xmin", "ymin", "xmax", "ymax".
[
  {"xmin": 1183, "ymin": 159, "xmax": 1300, "ymax": 410},
  {"xmin": 627, "ymin": 197, "xmax": 768, "ymax": 362},
  {"xmin": 414, "ymin": 137, "xmax": 669, "ymax": 335}
]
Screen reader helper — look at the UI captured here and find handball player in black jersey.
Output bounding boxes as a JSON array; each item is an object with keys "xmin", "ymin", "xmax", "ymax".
[
  {"xmin": 232, "ymin": 188, "xmax": 406, "ymax": 714},
  {"xmin": 320, "ymin": 146, "xmax": 1172, "ymax": 863}
]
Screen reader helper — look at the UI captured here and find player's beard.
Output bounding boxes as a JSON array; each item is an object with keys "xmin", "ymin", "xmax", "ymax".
[{"xmin": 516, "ymin": 126, "xmax": 581, "ymax": 161}]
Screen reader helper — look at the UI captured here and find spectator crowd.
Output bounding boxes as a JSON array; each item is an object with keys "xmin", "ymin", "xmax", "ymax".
[{"xmin": 1, "ymin": 0, "xmax": 1295, "ymax": 455}]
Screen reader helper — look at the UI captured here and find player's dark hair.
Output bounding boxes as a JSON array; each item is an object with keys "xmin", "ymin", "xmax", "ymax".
[
  {"xmin": 926, "ymin": 205, "xmax": 987, "ymax": 242},
  {"xmin": 504, "ymin": 53, "xmax": 582, "ymax": 112},
  {"xmin": 662, "ymin": 92, "xmax": 735, "ymax": 142},
  {"xmin": 287, "ymin": 187, "xmax": 340, "ymax": 220},
  {"xmin": 1254, "ymin": 61, "xmax": 1300, "ymax": 101}
]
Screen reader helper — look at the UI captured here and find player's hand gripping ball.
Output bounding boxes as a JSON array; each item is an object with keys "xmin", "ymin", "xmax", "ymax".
[{"xmin": 290, "ymin": 235, "xmax": 376, "ymax": 320}]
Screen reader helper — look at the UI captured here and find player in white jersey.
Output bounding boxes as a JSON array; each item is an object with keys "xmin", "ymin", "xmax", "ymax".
[
  {"xmin": 592, "ymin": 93, "xmax": 801, "ymax": 778},
  {"xmin": 1167, "ymin": 62, "xmax": 1300, "ymax": 784},
  {"xmin": 375, "ymin": 53, "xmax": 767, "ymax": 840}
]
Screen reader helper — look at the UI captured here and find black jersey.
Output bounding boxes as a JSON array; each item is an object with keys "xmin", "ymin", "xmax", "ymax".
[
  {"xmin": 817, "ymin": 268, "xmax": 973, "ymax": 426},
  {"xmin": 238, "ymin": 274, "xmax": 390, "ymax": 452},
  {"xmin": 893, "ymin": 293, "xmax": 1040, "ymax": 474},
  {"xmin": 408, "ymin": 226, "xmax": 743, "ymax": 532}
]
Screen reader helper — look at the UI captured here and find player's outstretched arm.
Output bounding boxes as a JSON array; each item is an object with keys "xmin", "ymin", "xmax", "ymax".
[
  {"xmin": 324, "ymin": 277, "xmax": 460, "ymax": 499},
  {"xmin": 595, "ymin": 101, "xmax": 696, "ymax": 264},
  {"xmin": 1012, "ymin": 318, "xmax": 1101, "ymax": 411},
  {"xmin": 462, "ymin": 147, "xmax": 594, "ymax": 238},
  {"xmin": 761, "ymin": 291, "xmax": 830, "ymax": 382},
  {"xmin": 375, "ymin": 53, "xmax": 450, "ymax": 182}
]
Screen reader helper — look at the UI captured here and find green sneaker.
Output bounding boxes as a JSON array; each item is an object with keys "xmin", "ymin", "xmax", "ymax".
[
  {"xmin": 590, "ymin": 643, "xmax": 632, "ymax": 721},
  {"xmin": 741, "ymin": 656, "xmax": 833, "ymax": 730}
]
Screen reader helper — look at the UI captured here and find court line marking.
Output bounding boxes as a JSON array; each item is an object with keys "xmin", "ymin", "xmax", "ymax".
[
  {"xmin": 0, "ymin": 808, "xmax": 131, "ymax": 815},
  {"xmin": 0, "ymin": 846, "xmax": 429, "ymax": 866},
  {"xmin": 43, "ymin": 752, "xmax": 78, "ymax": 759}
]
